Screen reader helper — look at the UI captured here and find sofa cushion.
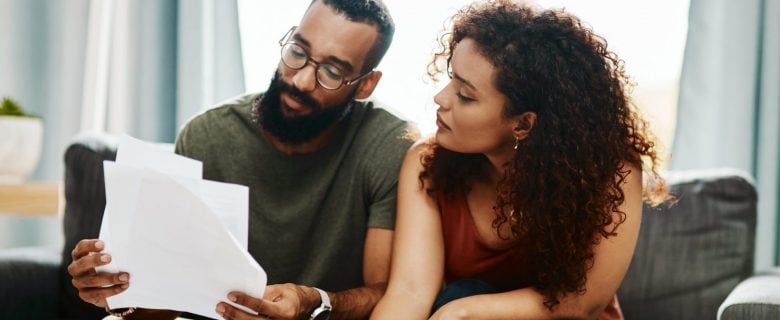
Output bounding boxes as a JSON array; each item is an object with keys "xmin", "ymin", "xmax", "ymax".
[
  {"xmin": 618, "ymin": 168, "xmax": 757, "ymax": 320},
  {"xmin": 0, "ymin": 246, "xmax": 60, "ymax": 319}
]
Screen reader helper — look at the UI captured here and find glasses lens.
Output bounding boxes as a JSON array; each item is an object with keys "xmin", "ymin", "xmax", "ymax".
[
  {"xmin": 281, "ymin": 43, "xmax": 307, "ymax": 69},
  {"xmin": 317, "ymin": 65, "xmax": 344, "ymax": 89}
]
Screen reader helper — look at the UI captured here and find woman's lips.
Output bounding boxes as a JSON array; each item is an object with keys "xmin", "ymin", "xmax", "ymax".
[{"xmin": 436, "ymin": 114, "xmax": 451, "ymax": 130}]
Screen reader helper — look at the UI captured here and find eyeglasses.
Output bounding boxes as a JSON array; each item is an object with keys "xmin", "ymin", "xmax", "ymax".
[{"xmin": 278, "ymin": 26, "xmax": 373, "ymax": 90}]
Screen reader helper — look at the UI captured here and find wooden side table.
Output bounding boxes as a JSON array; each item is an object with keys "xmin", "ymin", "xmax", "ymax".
[{"xmin": 0, "ymin": 183, "xmax": 61, "ymax": 216}]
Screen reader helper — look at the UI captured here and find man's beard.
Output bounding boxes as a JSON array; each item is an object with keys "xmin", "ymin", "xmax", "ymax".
[{"xmin": 255, "ymin": 72, "xmax": 354, "ymax": 145}]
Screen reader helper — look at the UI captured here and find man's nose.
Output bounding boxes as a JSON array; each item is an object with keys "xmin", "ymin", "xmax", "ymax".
[{"xmin": 292, "ymin": 62, "xmax": 318, "ymax": 93}]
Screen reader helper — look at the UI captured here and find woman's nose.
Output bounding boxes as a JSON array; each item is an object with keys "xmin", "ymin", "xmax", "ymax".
[{"xmin": 434, "ymin": 86, "xmax": 450, "ymax": 110}]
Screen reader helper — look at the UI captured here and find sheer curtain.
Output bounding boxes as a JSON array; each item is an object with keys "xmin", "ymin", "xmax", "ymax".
[
  {"xmin": 672, "ymin": 0, "xmax": 780, "ymax": 270},
  {"xmin": 0, "ymin": 0, "xmax": 90, "ymax": 181},
  {"xmin": 0, "ymin": 0, "xmax": 244, "ymax": 249},
  {"xmin": 0, "ymin": 0, "xmax": 245, "ymax": 182}
]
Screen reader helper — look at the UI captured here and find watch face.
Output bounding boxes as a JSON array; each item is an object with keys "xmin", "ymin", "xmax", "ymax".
[{"xmin": 313, "ymin": 309, "xmax": 331, "ymax": 320}]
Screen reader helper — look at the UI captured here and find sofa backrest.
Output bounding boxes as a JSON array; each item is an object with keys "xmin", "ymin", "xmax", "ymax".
[
  {"xmin": 61, "ymin": 134, "xmax": 759, "ymax": 319},
  {"xmin": 619, "ymin": 169, "xmax": 757, "ymax": 320},
  {"xmin": 61, "ymin": 133, "xmax": 119, "ymax": 319}
]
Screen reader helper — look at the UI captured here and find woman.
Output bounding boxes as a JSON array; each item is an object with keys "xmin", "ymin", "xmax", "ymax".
[{"xmin": 372, "ymin": 1, "xmax": 668, "ymax": 319}]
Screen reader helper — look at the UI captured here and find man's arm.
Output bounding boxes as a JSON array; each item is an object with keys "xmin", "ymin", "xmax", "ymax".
[
  {"xmin": 216, "ymin": 228, "xmax": 393, "ymax": 320},
  {"xmin": 329, "ymin": 227, "xmax": 393, "ymax": 318}
]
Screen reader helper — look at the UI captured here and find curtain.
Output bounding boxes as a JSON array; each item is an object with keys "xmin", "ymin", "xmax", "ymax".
[
  {"xmin": 672, "ymin": 0, "xmax": 780, "ymax": 270},
  {"xmin": 0, "ymin": 0, "xmax": 245, "ymax": 182},
  {"xmin": 0, "ymin": 0, "xmax": 90, "ymax": 182}
]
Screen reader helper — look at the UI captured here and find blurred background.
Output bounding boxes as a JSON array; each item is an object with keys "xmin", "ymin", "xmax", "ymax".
[{"xmin": 0, "ymin": 0, "xmax": 777, "ymax": 271}]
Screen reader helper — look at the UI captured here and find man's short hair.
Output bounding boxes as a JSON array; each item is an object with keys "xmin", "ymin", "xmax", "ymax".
[{"xmin": 318, "ymin": 0, "xmax": 395, "ymax": 73}]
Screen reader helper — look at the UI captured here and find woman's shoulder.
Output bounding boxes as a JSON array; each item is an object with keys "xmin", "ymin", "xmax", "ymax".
[
  {"xmin": 408, "ymin": 137, "xmax": 430, "ymax": 154},
  {"xmin": 401, "ymin": 137, "xmax": 435, "ymax": 171}
]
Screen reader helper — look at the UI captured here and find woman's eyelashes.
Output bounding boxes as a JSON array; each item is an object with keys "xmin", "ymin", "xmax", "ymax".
[{"xmin": 456, "ymin": 92, "xmax": 475, "ymax": 103}]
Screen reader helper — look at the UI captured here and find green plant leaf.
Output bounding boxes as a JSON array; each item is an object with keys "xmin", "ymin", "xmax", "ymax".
[{"xmin": 0, "ymin": 97, "xmax": 38, "ymax": 117}]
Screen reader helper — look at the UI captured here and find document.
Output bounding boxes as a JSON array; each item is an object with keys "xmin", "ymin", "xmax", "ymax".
[{"xmin": 97, "ymin": 134, "xmax": 265, "ymax": 319}]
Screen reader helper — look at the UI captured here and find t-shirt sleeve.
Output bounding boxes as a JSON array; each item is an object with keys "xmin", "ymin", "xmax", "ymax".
[
  {"xmin": 174, "ymin": 124, "xmax": 189, "ymax": 156},
  {"xmin": 364, "ymin": 122, "xmax": 416, "ymax": 230},
  {"xmin": 174, "ymin": 115, "xmax": 203, "ymax": 158}
]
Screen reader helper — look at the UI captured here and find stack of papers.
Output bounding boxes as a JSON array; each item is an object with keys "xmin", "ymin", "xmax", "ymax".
[{"xmin": 96, "ymin": 134, "xmax": 266, "ymax": 319}]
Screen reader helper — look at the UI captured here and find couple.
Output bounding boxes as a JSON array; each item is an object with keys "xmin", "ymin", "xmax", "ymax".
[{"xmin": 68, "ymin": 0, "xmax": 667, "ymax": 319}]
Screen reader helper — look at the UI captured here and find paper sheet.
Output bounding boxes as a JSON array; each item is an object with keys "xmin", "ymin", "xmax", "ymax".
[{"xmin": 96, "ymin": 134, "xmax": 265, "ymax": 319}]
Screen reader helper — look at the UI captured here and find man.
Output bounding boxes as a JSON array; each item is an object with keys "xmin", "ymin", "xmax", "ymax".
[{"xmin": 67, "ymin": 0, "xmax": 413, "ymax": 319}]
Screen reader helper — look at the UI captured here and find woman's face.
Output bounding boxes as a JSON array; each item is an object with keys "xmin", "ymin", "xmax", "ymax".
[{"xmin": 434, "ymin": 38, "xmax": 517, "ymax": 155}]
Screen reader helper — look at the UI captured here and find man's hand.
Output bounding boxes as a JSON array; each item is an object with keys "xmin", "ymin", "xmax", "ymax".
[
  {"xmin": 216, "ymin": 283, "xmax": 321, "ymax": 320},
  {"xmin": 67, "ymin": 239, "xmax": 130, "ymax": 308}
]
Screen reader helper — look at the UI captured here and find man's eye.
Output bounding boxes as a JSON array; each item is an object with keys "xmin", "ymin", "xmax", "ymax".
[
  {"xmin": 321, "ymin": 65, "xmax": 343, "ymax": 80},
  {"xmin": 290, "ymin": 46, "xmax": 307, "ymax": 59}
]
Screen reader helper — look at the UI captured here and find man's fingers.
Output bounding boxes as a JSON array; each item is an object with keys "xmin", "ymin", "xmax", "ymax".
[
  {"xmin": 229, "ymin": 292, "xmax": 266, "ymax": 312},
  {"xmin": 67, "ymin": 251, "xmax": 112, "ymax": 277},
  {"xmin": 217, "ymin": 302, "xmax": 268, "ymax": 320},
  {"xmin": 77, "ymin": 284, "xmax": 129, "ymax": 308},
  {"xmin": 68, "ymin": 239, "xmax": 108, "ymax": 277},
  {"xmin": 71, "ymin": 239, "xmax": 104, "ymax": 260},
  {"xmin": 71, "ymin": 272, "xmax": 129, "ymax": 290}
]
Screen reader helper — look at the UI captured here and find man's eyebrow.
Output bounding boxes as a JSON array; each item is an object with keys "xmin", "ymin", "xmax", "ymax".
[
  {"xmin": 292, "ymin": 33, "xmax": 355, "ymax": 73},
  {"xmin": 452, "ymin": 72, "xmax": 477, "ymax": 91}
]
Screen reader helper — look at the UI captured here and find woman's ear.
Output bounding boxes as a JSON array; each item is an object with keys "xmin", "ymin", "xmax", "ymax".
[{"xmin": 513, "ymin": 112, "xmax": 537, "ymax": 140}]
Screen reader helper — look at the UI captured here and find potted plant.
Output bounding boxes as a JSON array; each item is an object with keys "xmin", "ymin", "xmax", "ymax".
[{"xmin": 0, "ymin": 97, "xmax": 43, "ymax": 183}]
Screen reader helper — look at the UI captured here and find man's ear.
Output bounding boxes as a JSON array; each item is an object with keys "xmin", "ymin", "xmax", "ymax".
[
  {"xmin": 353, "ymin": 71, "xmax": 383, "ymax": 100},
  {"xmin": 513, "ymin": 111, "xmax": 537, "ymax": 141}
]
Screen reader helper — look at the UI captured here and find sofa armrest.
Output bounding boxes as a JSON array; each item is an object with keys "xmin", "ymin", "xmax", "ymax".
[
  {"xmin": 718, "ymin": 267, "xmax": 780, "ymax": 320},
  {"xmin": 0, "ymin": 246, "xmax": 61, "ymax": 318}
]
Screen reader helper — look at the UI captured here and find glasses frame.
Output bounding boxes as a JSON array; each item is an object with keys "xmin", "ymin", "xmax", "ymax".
[{"xmin": 277, "ymin": 26, "xmax": 373, "ymax": 90}]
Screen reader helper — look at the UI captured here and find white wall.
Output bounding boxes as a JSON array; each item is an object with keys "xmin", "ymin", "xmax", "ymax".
[{"xmin": 237, "ymin": 0, "xmax": 689, "ymax": 154}]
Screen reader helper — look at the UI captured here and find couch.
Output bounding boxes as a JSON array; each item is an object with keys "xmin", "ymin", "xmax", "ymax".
[
  {"xmin": 0, "ymin": 133, "xmax": 778, "ymax": 319},
  {"xmin": 616, "ymin": 169, "xmax": 780, "ymax": 319}
]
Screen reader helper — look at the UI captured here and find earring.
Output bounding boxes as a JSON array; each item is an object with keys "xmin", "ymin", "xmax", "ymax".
[{"xmin": 513, "ymin": 136, "xmax": 520, "ymax": 150}]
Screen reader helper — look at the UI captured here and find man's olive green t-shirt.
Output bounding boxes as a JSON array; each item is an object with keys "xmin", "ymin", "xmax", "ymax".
[{"xmin": 174, "ymin": 93, "xmax": 412, "ymax": 291}]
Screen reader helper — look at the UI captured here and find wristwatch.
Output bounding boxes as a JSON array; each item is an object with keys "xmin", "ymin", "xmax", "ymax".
[{"xmin": 309, "ymin": 287, "xmax": 332, "ymax": 320}]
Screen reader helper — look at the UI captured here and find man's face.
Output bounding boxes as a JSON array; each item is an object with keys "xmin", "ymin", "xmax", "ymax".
[
  {"xmin": 258, "ymin": 1, "xmax": 380, "ymax": 144},
  {"xmin": 258, "ymin": 71, "xmax": 353, "ymax": 144}
]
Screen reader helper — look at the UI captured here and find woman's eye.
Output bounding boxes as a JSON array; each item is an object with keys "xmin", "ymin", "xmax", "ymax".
[{"xmin": 456, "ymin": 92, "xmax": 475, "ymax": 102}]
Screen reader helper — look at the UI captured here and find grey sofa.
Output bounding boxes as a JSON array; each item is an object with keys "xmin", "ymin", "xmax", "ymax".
[
  {"xmin": 0, "ymin": 134, "xmax": 778, "ymax": 319},
  {"xmin": 617, "ymin": 169, "xmax": 780, "ymax": 319}
]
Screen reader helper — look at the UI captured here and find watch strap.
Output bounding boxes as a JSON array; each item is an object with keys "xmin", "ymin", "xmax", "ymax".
[{"xmin": 309, "ymin": 287, "xmax": 331, "ymax": 320}]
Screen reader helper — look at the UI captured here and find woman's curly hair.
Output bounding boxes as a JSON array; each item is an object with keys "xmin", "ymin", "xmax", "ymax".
[{"xmin": 420, "ymin": 0, "xmax": 669, "ymax": 310}]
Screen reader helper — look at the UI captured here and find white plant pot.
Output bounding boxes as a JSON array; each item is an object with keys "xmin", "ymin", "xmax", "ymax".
[{"xmin": 0, "ymin": 116, "xmax": 43, "ymax": 183}]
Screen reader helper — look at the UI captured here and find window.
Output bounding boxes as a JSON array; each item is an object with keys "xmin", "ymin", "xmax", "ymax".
[{"xmin": 238, "ymin": 0, "xmax": 689, "ymax": 165}]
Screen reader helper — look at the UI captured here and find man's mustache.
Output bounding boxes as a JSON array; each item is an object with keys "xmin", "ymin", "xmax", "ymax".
[{"xmin": 279, "ymin": 81, "xmax": 322, "ymax": 111}]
